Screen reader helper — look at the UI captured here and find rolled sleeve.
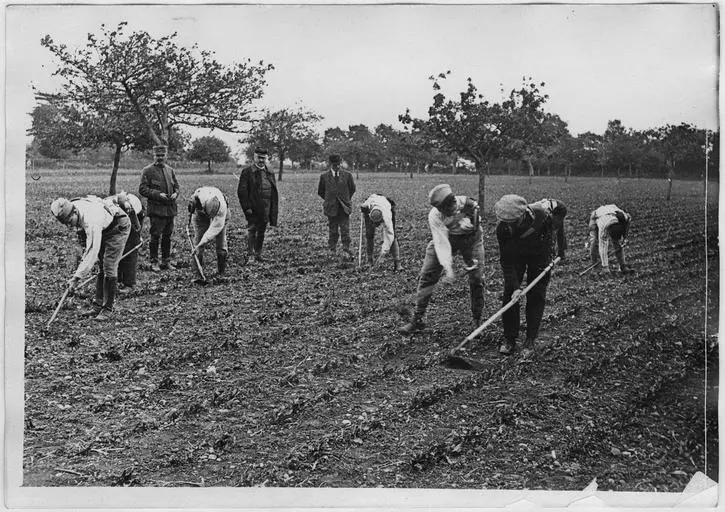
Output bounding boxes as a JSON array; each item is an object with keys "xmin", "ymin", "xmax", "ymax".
[{"xmin": 429, "ymin": 209, "xmax": 453, "ymax": 273}]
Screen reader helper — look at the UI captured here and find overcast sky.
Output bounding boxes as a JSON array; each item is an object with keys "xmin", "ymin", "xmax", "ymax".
[{"xmin": 6, "ymin": 2, "xmax": 719, "ymax": 153}]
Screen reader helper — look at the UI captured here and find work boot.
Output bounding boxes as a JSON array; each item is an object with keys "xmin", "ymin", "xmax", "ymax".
[
  {"xmin": 217, "ymin": 253, "xmax": 227, "ymax": 276},
  {"xmin": 248, "ymin": 232, "xmax": 257, "ymax": 263},
  {"xmin": 81, "ymin": 302, "xmax": 103, "ymax": 317},
  {"xmin": 150, "ymin": 259, "xmax": 161, "ymax": 272},
  {"xmin": 94, "ymin": 276, "xmax": 117, "ymax": 321},
  {"xmin": 398, "ymin": 316, "xmax": 425, "ymax": 334},
  {"xmin": 521, "ymin": 338, "xmax": 535, "ymax": 358},
  {"xmin": 117, "ymin": 283, "xmax": 134, "ymax": 296},
  {"xmin": 393, "ymin": 259, "xmax": 402, "ymax": 272},
  {"xmin": 342, "ymin": 249, "xmax": 353, "ymax": 262},
  {"xmin": 160, "ymin": 258, "xmax": 175, "ymax": 271},
  {"xmin": 94, "ymin": 308, "xmax": 114, "ymax": 321},
  {"xmin": 499, "ymin": 338, "xmax": 516, "ymax": 355}
]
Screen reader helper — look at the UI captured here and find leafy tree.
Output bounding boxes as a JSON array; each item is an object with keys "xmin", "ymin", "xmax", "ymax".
[
  {"xmin": 187, "ymin": 136, "xmax": 231, "ymax": 172},
  {"xmin": 40, "ymin": 21, "xmax": 273, "ymax": 150},
  {"xmin": 243, "ymin": 107, "xmax": 322, "ymax": 180},
  {"xmin": 401, "ymin": 73, "xmax": 555, "ymax": 209},
  {"xmin": 288, "ymin": 134, "xmax": 322, "ymax": 169}
]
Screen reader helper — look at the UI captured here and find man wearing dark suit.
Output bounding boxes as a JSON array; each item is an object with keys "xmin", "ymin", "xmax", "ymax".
[
  {"xmin": 139, "ymin": 145, "xmax": 179, "ymax": 271},
  {"xmin": 237, "ymin": 147, "xmax": 279, "ymax": 262},
  {"xmin": 317, "ymin": 154, "xmax": 356, "ymax": 259}
]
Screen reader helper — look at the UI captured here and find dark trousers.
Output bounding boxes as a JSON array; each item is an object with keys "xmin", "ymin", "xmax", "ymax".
[
  {"xmin": 414, "ymin": 234, "xmax": 484, "ymax": 322},
  {"xmin": 552, "ymin": 215, "xmax": 567, "ymax": 258},
  {"xmin": 149, "ymin": 215, "xmax": 174, "ymax": 262},
  {"xmin": 327, "ymin": 212, "xmax": 351, "ymax": 250},
  {"xmin": 118, "ymin": 226, "xmax": 141, "ymax": 287},
  {"xmin": 248, "ymin": 221, "xmax": 268, "ymax": 256},
  {"xmin": 501, "ymin": 253, "xmax": 550, "ymax": 342}
]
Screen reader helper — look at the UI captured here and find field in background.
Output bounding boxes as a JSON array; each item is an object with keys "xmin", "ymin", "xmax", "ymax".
[{"xmin": 23, "ymin": 171, "xmax": 718, "ymax": 489}]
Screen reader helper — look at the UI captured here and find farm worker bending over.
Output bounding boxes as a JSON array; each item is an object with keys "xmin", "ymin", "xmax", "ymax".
[
  {"xmin": 360, "ymin": 194, "xmax": 401, "ymax": 272},
  {"xmin": 106, "ymin": 192, "xmax": 144, "ymax": 294},
  {"xmin": 532, "ymin": 198, "xmax": 568, "ymax": 261},
  {"xmin": 318, "ymin": 154, "xmax": 356, "ymax": 260},
  {"xmin": 139, "ymin": 145, "xmax": 180, "ymax": 272},
  {"xmin": 50, "ymin": 196, "xmax": 131, "ymax": 321},
  {"xmin": 495, "ymin": 194, "xmax": 554, "ymax": 357},
  {"xmin": 237, "ymin": 147, "xmax": 279, "ymax": 263},
  {"xmin": 188, "ymin": 186, "xmax": 229, "ymax": 280},
  {"xmin": 587, "ymin": 204, "xmax": 632, "ymax": 274},
  {"xmin": 398, "ymin": 184, "xmax": 484, "ymax": 334}
]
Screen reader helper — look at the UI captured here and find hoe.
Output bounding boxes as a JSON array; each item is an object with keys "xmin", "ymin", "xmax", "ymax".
[
  {"xmin": 46, "ymin": 241, "xmax": 144, "ymax": 328},
  {"xmin": 186, "ymin": 214, "xmax": 208, "ymax": 285},
  {"xmin": 444, "ymin": 256, "xmax": 561, "ymax": 370}
]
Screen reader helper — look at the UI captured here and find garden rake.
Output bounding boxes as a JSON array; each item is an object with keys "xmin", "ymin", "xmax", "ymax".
[
  {"xmin": 186, "ymin": 214, "xmax": 208, "ymax": 285},
  {"xmin": 444, "ymin": 256, "xmax": 561, "ymax": 371},
  {"xmin": 357, "ymin": 210, "xmax": 364, "ymax": 269}
]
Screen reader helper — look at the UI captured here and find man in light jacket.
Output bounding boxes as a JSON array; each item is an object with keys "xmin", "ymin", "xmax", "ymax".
[
  {"xmin": 188, "ymin": 186, "xmax": 229, "ymax": 281},
  {"xmin": 398, "ymin": 184, "xmax": 484, "ymax": 334},
  {"xmin": 360, "ymin": 194, "xmax": 401, "ymax": 272},
  {"xmin": 587, "ymin": 204, "xmax": 632, "ymax": 274},
  {"xmin": 50, "ymin": 195, "xmax": 131, "ymax": 321}
]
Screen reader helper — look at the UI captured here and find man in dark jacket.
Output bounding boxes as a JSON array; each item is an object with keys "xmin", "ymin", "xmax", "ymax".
[
  {"xmin": 139, "ymin": 145, "xmax": 179, "ymax": 271},
  {"xmin": 495, "ymin": 194, "xmax": 555, "ymax": 357},
  {"xmin": 237, "ymin": 147, "xmax": 279, "ymax": 262},
  {"xmin": 318, "ymin": 154, "xmax": 356, "ymax": 259}
]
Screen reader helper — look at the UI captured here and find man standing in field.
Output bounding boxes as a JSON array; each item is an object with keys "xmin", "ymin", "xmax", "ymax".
[
  {"xmin": 50, "ymin": 195, "xmax": 131, "ymax": 321},
  {"xmin": 318, "ymin": 154, "xmax": 356, "ymax": 260},
  {"xmin": 587, "ymin": 204, "xmax": 632, "ymax": 274},
  {"xmin": 139, "ymin": 145, "xmax": 180, "ymax": 272},
  {"xmin": 495, "ymin": 194, "xmax": 554, "ymax": 357},
  {"xmin": 398, "ymin": 184, "xmax": 484, "ymax": 334},
  {"xmin": 360, "ymin": 194, "xmax": 401, "ymax": 271},
  {"xmin": 188, "ymin": 186, "xmax": 229, "ymax": 281},
  {"xmin": 106, "ymin": 191, "xmax": 144, "ymax": 294},
  {"xmin": 237, "ymin": 147, "xmax": 279, "ymax": 263},
  {"xmin": 532, "ymin": 198, "xmax": 568, "ymax": 261}
]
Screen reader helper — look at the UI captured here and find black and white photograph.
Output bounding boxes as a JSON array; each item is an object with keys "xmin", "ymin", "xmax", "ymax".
[{"xmin": 4, "ymin": 2, "xmax": 719, "ymax": 508}]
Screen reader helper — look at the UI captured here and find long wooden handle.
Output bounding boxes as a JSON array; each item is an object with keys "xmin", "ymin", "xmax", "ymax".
[
  {"xmin": 47, "ymin": 286, "xmax": 72, "ymax": 327},
  {"xmin": 453, "ymin": 256, "xmax": 561, "ymax": 351},
  {"xmin": 357, "ymin": 211, "xmax": 364, "ymax": 268},
  {"xmin": 186, "ymin": 219, "xmax": 207, "ymax": 281}
]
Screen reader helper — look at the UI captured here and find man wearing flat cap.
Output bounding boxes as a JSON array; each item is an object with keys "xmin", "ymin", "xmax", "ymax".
[
  {"xmin": 188, "ymin": 186, "xmax": 230, "ymax": 281},
  {"xmin": 398, "ymin": 184, "xmax": 484, "ymax": 334},
  {"xmin": 237, "ymin": 147, "xmax": 279, "ymax": 262},
  {"xmin": 586, "ymin": 204, "xmax": 631, "ymax": 274},
  {"xmin": 494, "ymin": 194, "xmax": 554, "ymax": 357},
  {"xmin": 360, "ymin": 193, "xmax": 401, "ymax": 271},
  {"xmin": 318, "ymin": 154, "xmax": 356, "ymax": 260},
  {"xmin": 139, "ymin": 145, "xmax": 180, "ymax": 272},
  {"xmin": 50, "ymin": 195, "xmax": 131, "ymax": 321}
]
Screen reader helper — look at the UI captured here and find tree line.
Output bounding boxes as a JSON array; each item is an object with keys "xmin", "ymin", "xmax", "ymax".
[{"xmin": 28, "ymin": 22, "xmax": 718, "ymax": 203}]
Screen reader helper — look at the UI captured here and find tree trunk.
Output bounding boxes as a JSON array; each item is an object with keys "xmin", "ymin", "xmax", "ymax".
[
  {"xmin": 666, "ymin": 167, "xmax": 674, "ymax": 201},
  {"xmin": 409, "ymin": 163, "xmax": 413, "ymax": 179},
  {"xmin": 600, "ymin": 165, "xmax": 604, "ymax": 178},
  {"xmin": 207, "ymin": 160, "xmax": 212, "ymax": 173},
  {"xmin": 526, "ymin": 158, "xmax": 534, "ymax": 184},
  {"xmin": 564, "ymin": 164, "xmax": 569, "ymax": 183},
  {"xmin": 278, "ymin": 151, "xmax": 285, "ymax": 181},
  {"xmin": 477, "ymin": 161, "xmax": 486, "ymax": 215},
  {"xmin": 108, "ymin": 142, "xmax": 122, "ymax": 196}
]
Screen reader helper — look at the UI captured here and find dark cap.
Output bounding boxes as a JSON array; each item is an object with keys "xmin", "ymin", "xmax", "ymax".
[
  {"xmin": 329, "ymin": 154, "xmax": 341, "ymax": 164},
  {"xmin": 254, "ymin": 147, "xmax": 268, "ymax": 155},
  {"xmin": 153, "ymin": 145, "xmax": 168, "ymax": 156}
]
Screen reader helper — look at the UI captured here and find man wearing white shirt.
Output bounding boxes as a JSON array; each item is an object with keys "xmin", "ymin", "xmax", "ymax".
[
  {"xmin": 587, "ymin": 204, "xmax": 631, "ymax": 274},
  {"xmin": 398, "ymin": 184, "xmax": 484, "ymax": 334},
  {"xmin": 360, "ymin": 194, "xmax": 401, "ymax": 272},
  {"xmin": 50, "ymin": 195, "xmax": 131, "ymax": 321},
  {"xmin": 188, "ymin": 186, "xmax": 229, "ymax": 281}
]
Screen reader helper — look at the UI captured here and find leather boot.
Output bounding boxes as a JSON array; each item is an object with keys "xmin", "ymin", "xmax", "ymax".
[
  {"xmin": 398, "ymin": 314, "xmax": 425, "ymax": 334},
  {"xmin": 95, "ymin": 276, "xmax": 117, "ymax": 321},
  {"xmin": 393, "ymin": 259, "xmax": 402, "ymax": 272},
  {"xmin": 255, "ymin": 232, "xmax": 265, "ymax": 262},
  {"xmin": 217, "ymin": 252, "xmax": 227, "ymax": 275},
  {"xmin": 247, "ymin": 231, "xmax": 257, "ymax": 262}
]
